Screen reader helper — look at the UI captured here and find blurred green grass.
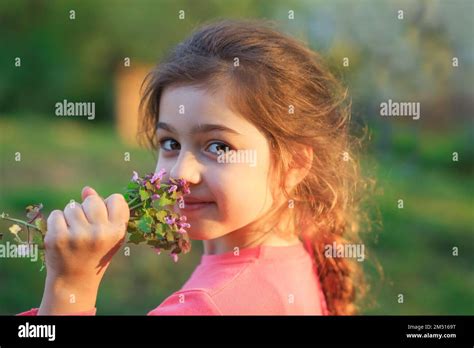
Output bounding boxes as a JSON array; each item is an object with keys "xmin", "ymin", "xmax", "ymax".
[
  {"xmin": 364, "ymin": 125, "xmax": 474, "ymax": 314},
  {"xmin": 0, "ymin": 115, "xmax": 473, "ymax": 314}
]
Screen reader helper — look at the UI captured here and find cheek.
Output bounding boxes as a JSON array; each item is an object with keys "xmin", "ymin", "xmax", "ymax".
[
  {"xmin": 187, "ymin": 169, "xmax": 272, "ymax": 241},
  {"xmin": 212, "ymin": 165, "xmax": 273, "ymax": 224},
  {"xmin": 157, "ymin": 149, "xmax": 274, "ymax": 240}
]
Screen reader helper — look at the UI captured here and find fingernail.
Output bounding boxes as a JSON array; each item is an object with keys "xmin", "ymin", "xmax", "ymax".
[{"xmin": 82, "ymin": 186, "xmax": 96, "ymax": 196}]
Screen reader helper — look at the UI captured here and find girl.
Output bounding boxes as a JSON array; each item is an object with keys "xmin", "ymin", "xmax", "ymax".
[{"xmin": 19, "ymin": 19, "xmax": 369, "ymax": 316}]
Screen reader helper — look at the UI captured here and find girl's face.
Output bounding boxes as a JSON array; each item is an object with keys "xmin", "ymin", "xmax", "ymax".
[{"xmin": 156, "ymin": 85, "xmax": 275, "ymax": 242}]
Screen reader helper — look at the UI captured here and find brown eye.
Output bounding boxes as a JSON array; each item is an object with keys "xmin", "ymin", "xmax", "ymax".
[
  {"xmin": 206, "ymin": 142, "xmax": 231, "ymax": 155},
  {"xmin": 160, "ymin": 138, "xmax": 180, "ymax": 151}
]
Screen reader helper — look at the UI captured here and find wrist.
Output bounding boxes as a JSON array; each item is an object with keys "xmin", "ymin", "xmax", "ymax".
[{"xmin": 38, "ymin": 273, "xmax": 101, "ymax": 315}]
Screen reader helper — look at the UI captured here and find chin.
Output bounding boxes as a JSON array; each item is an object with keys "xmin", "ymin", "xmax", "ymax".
[{"xmin": 185, "ymin": 221, "xmax": 226, "ymax": 241}]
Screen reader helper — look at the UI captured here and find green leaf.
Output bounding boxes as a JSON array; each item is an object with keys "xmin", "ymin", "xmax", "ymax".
[
  {"xmin": 155, "ymin": 210, "xmax": 167, "ymax": 223},
  {"xmin": 165, "ymin": 230, "xmax": 174, "ymax": 242},
  {"xmin": 128, "ymin": 232, "xmax": 146, "ymax": 244},
  {"xmin": 147, "ymin": 208, "xmax": 158, "ymax": 216},
  {"xmin": 151, "ymin": 199, "xmax": 162, "ymax": 209},
  {"xmin": 154, "ymin": 223, "xmax": 164, "ymax": 237},
  {"xmin": 137, "ymin": 215, "xmax": 153, "ymax": 234},
  {"xmin": 139, "ymin": 188, "xmax": 150, "ymax": 201},
  {"xmin": 158, "ymin": 194, "xmax": 174, "ymax": 206},
  {"xmin": 33, "ymin": 233, "xmax": 44, "ymax": 249},
  {"xmin": 35, "ymin": 218, "xmax": 47, "ymax": 235},
  {"xmin": 127, "ymin": 221, "xmax": 137, "ymax": 232},
  {"xmin": 127, "ymin": 182, "xmax": 140, "ymax": 190},
  {"xmin": 145, "ymin": 181, "xmax": 155, "ymax": 191}
]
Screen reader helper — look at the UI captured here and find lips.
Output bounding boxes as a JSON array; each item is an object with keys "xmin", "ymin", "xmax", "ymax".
[
  {"xmin": 183, "ymin": 196, "xmax": 213, "ymax": 204},
  {"xmin": 179, "ymin": 197, "xmax": 214, "ymax": 212}
]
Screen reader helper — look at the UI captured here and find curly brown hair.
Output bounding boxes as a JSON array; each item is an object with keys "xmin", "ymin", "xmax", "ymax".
[{"xmin": 140, "ymin": 19, "xmax": 376, "ymax": 315}]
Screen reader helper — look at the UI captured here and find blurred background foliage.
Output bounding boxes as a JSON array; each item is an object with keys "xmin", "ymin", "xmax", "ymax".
[{"xmin": 0, "ymin": 0, "xmax": 473, "ymax": 314}]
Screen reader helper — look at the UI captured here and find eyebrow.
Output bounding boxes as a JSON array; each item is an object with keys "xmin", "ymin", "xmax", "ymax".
[{"xmin": 157, "ymin": 122, "xmax": 241, "ymax": 135}]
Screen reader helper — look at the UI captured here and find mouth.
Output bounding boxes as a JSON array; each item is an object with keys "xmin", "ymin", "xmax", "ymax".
[{"xmin": 179, "ymin": 201, "xmax": 215, "ymax": 212}]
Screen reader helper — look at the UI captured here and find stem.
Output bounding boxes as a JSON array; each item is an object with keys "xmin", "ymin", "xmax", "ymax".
[
  {"xmin": 128, "ymin": 202, "xmax": 145, "ymax": 211},
  {"xmin": 126, "ymin": 196, "xmax": 139, "ymax": 206},
  {"xmin": 13, "ymin": 235, "xmax": 24, "ymax": 244},
  {"xmin": 0, "ymin": 215, "xmax": 40, "ymax": 231}
]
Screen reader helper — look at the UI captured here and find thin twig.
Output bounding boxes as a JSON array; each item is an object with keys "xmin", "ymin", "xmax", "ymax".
[
  {"xmin": 0, "ymin": 215, "xmax": 41, "ymax": 231},
  {"xmin": 128, "ymin": 202, "xmax": 145, "ymax": 211}
]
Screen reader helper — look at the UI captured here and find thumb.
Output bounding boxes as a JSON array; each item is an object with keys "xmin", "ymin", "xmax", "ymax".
[{"xmin": 81, "ymin": 186, "xmax": 99, "ymax": 201}]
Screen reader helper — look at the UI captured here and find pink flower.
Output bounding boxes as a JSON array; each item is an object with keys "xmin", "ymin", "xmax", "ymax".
[
  {"xmin": 151, "ymin": 169, "xmax": 166, "ymax": 183},
  {"xmin": 131, "ymin": 171, "xmax": 139, "ymax": 182},
  {"xmin": 178, "ymin": 222, "xmax": 190, "ymax": 229},
  {"xmin": 151, "ymin": 194, "xmax": 160, "ymax": 200},
  {"xmin": 176, "ymin": 179, "xmax": 191, "ymax": 194},
  {"xmin": 170, "ymin": 253, "xmax": 179, "ymax": 262},
  {"xmin": 154, "ymin": 248, "xmax": 161, "ymax": 255},
  {"xmin": 168, "ymin": 185, "xmax": 178, "ymax": 193},
  {"xmin": 164, "ymin": 216, "xmax": 176, "ymax": 225}
]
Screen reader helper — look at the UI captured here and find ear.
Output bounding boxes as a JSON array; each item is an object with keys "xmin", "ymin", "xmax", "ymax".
[{"xmin": 284, "ymin": 145, "xmax": 313, "ymax": 192}]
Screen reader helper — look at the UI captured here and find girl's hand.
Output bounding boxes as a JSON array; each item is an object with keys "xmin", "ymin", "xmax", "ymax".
[
  {"xmin": 38, "ymin": 187, "xmax": 129, "ymax": 314},
  {"xmin": 44, "ymin": 186, "xmax": 130, "ymax": 280}
]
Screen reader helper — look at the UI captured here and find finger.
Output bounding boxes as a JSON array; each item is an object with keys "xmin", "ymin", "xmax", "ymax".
[
  {"xmin": 81, "ymin": 186, "xmax": 98, "ymax": 201},
  {"xmin": 82, "ymin": 194, "xmax": 108, "ymax": 224},
  {"xmin": 82, "ymin": 186, "xmax": 106, "ymax": 205},
  {"xmin": 47, "ymin": 209, "xmax": 69, "ymax": 231},
  {"xmin": 105, "ymin": 194, "xmax": 130, "ymax": 224},
  {"xmin": 45, "ymin": 210, "xmax": 69, "ymax": 248},
  {"xmin": 64, "ymin": 200, "xmax": 89, "ymax": 227}
]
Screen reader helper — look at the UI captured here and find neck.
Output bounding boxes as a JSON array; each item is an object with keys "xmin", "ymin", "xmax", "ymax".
[
  {"xmin": 203, "ymin": 234, "xmax": 302, "ymax": 255},
  {"xmin": 203, "ymin": 208, "xmax": 301, "ymax": 255}
]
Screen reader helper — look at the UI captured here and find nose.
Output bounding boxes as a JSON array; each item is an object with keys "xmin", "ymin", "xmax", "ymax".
[{"xmin": 168, "ymin": 150, "xmax": 202, "ymax": 184}]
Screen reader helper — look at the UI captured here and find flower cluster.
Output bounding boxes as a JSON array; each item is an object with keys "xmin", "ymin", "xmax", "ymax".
[
  {"xmin": 125, "ymin": 170, "xmax": 192, "ymax": 261},
  {"xmin": 0, "ymin": 170, "xmax": 192, "ymax": 270}
]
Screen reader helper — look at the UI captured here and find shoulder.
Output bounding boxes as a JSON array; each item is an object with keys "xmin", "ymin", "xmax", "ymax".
[
  {"xmin": 147, "ymin": 289, "xmax": 222, "ymax": 315},
  {"xmin": 147, "ymin": 261, "xmax": 255, "ymax": 316},
  {"xmin": 182, "ymin": 260, "xmax": 254, "ymax": 294}
]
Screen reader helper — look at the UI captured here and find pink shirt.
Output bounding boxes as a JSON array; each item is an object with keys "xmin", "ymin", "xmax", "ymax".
[{"xmin": 18, "ymin": 242, "xmax": 328, "ymax": 316}]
